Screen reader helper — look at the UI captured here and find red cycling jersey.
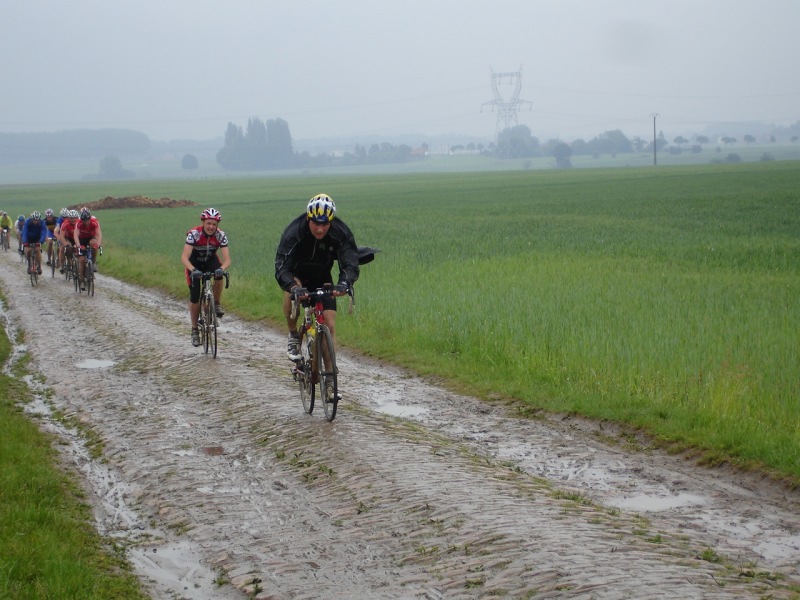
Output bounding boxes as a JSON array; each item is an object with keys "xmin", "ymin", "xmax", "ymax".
[
  {"xmin": 60, "ymin": 219, "xmax": 77, "ymax": 241},
  {"xmin": 75, "ymin": 216, "xmax": 100, "ymax": 241}
]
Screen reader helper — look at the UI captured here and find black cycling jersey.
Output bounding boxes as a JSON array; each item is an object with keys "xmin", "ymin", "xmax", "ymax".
[{"xmin": 275, "ymin": 214, "xmax": 360, "ymax": 292}]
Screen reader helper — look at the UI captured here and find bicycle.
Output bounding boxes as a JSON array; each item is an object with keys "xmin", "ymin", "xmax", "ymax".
[
  {"xmin": 77, "ymin": 244, "xmax": 102, "ymax": 296},
  {"xmin": 194, "ymin": 270, "xmax": 229, "ymax": 358},
  {"xmin": 45, "ymin": 237, "xmax": 59, "ymax": 277},
  {"xmin": 290, "ymin": 284, "xmax": 351, "ymax": 422},
  {"xmin": 0, "ymin": 228, "xmax": 9, "ymax": 252},
  {"xmin": 63, "ymin": 245, "xmax": 77, "ymax": 284},
  {"xmin": 25, "ymin": 243, "xmax": 42, "ymax": 287}
]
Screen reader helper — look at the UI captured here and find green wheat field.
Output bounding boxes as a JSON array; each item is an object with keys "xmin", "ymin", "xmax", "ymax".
[{"xmin": 2, "ymin": 161, "xmax": 798, "ymax": 482}]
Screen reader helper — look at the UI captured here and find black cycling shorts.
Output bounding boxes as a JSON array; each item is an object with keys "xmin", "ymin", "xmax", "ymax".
[{"xmin": 188, "ymin": 257, "xmax": 221, "ymax": 303}]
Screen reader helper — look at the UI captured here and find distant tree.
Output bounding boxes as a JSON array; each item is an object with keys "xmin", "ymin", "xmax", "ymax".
[
  {"xmin": 495, "ymin": 125, "xmax": 539, "ymax": 158},
  {"xmin": 792, "ymin": 136, "xmax": 799, "ymax": 143},
  {"xmin": 743, "ymin": 134, "xmax": 756, "ymax": 144},
  {"xmin": 720, "ymin": 136, "xmax": 737, "ymax": 145},
  {"xmin": 630, "ymin": 136, "xmax": 646, "ymax": 152},
  {"xmin": 181, "ymin": 154, "xmax": 198, "ymax": 170},
  {"xmin": 265, "ymin": 118, "xmax": 294, "ymax": 167},
  {"xmin": 760, "ymin": 152, "xmax": 775, "ymax": 162},
  {"xmin": 97, "ymin": 155, "xmax": 134, "ymax": 180},
  {"xmin": 695, "ymin": 135, "xmax": 710, "ymax": 144},
  {"xmin": 690, "ymin": 144, "xmax": 702, "ymax": 154},
  {"xmin": 725, "ymin": 153, "xmax": 742, "ymax": 163},
  {"xmin": 551, "ymin": 143, "xmax": 573, "ymax": 168},
  {"xmin": 586, "ymin": 129, "xmax": 633, "ymax": 157},
  {"xmin": 216, "ymin": 117, "xmax": 295, "ymax": 170},
  {"xmin": 570, "ymin": 138, "xmax": 588, "ymax": 155},
  {"xmin": 673, "ymin": 136, "xmax": 689, "ymax": 145}
]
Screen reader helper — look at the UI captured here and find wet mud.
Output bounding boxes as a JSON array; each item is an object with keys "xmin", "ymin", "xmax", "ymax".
[{"xmin": 1, "ymin": 250, "xmax": 798, "ymax": 599}]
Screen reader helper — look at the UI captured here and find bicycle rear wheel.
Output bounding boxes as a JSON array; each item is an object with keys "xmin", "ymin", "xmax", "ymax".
[
  {"xmin": 317, "ymin": 325, "xmax": 338, "ymax": 422},
  {"xmin": 49, "ymin": 243, "xmax": 57, "ymax": 277},
  {"xmin": 298, "ymin": 329, "xmax": 315, "ymax": 414}
]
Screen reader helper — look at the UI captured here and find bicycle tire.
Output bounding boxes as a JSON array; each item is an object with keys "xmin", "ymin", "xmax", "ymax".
[
  {"xmin": 201, "ymin": 292, "xmax": 216, "ymax": 356},
  {"xmin": 27, "ymin": 252, "xmax": 38, "ymax": 287},
  {"xmin": 49, "ymin": 242, "xmax": 57, "ymax": 278},
  {"xmin": 208, "ymin": 295, "xmax": 218, "ymax": 358},
  {"xmin": 317, "ymin": 324, "xmax": 338, "ymax": 422},
  {"xmin": 299, "ymin": 328, "xmax": 315, "ymax": 414}
]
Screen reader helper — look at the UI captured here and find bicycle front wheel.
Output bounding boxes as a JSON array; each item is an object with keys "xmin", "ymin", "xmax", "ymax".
[
  {"xmin": 28, "ymin": 253, "xmax": 37, "ymax": 287},
  {"xmin": 298, "ymin": 329, "xmax": 315, "ymax": 414},
  {"xmin": 316, "ymin": 325, "xmax": 338, "ymax": 422},
  {"xmin": 209, "ymin": 301, "xmax": 218, "ymax": 358}
]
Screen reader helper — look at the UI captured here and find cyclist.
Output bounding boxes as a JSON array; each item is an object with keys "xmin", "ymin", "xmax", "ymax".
[
  {"xmin": 15, "ymin": 215, "xmax": 25, "ymax": 253},
  {"xmin": 275, "ymin": 193, "xmax": 359, "ymax": 363},
  {"xmin": 43, "ymin": 208, "xmax": 59, "ymax": 267},
  {"xmin": 21, "ymin": 211, "xmax": 48, "ymax": 274},
  {"xmin": 181, "ymin": 208, "xmax": 231, "ymax": 347},
  {"xmin": 73, "ymin": 207, "xmax": 102, "ymax": 289},
  {"xmin": 57, "ymin": 209, "xmax": 79, "ymax": 273},
  {"xmin": 0, "ymin": 211, "xmax": 13, "ymax": 247}
]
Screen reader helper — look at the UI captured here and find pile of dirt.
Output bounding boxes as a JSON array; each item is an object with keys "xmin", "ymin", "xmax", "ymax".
[{"xmin": 68, "ymin": 196, "xmax": 197, "ymax": 211}]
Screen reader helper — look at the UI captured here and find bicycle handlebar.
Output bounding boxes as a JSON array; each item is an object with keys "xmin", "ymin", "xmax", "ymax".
[
  {"xmin": 290, "ymin": 284, "xmax": 353, "ymax": 319},
  {"xmin": 192, "ymin": 270, "xmax": 231, "ymax": 289}
]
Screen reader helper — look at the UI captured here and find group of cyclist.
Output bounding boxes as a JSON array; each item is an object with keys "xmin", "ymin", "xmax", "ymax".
[
  {"xmin": 182, "ymin": 194, "xmax": 360, "ymax": 371},
  {"xmin": 1, "ymin": 207, "xmax": 103, "ymax": 289}
]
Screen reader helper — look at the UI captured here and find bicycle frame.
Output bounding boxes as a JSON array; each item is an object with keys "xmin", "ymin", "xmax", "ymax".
[
  {"xmin": 26, "ymin": 243, "xmax": 41, "ymax": 286},
  {"xmin": 291, "ymin": 285, "xmax": 350, "ymax": 421},
  {"xmin": 77, "ymin": 244, "xmax": 98, "ymax": 295},
  {"xmin": 195, "ymin": 270, "xmax": 229, "ymax": 358}
]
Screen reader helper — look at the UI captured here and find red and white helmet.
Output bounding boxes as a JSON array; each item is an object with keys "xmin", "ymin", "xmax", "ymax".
[{"xmin": 200, "ymin": 207, "xmax": 221, "ymax": 221}]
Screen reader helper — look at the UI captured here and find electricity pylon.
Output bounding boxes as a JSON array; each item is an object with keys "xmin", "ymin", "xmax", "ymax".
[{"xmin": 481, "ymin": 66, "xmax": 532, "ymax": 146}]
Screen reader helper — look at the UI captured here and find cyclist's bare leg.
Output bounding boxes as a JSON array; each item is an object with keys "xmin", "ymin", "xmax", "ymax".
[
  {"xmin": 189, "ymin": 301, "xmax": 200, "ymax": 329},
  {"xmin": 77, "ymin": 255, "xmax": 86, "ymax": 282},
  {"xmin": 213, "ymin": 278, "xmax": 224, "ymax": 305},
  {"xmin": 283, "ymin": 290, "xmax": 299, "ymax": 334},
  {"xmin": 323, "ymin": 308, "xmax": 338, "ymax": 349},
  {"xmin": 90, "ymin": 238, "xmax": 99, "ymax": 270}
]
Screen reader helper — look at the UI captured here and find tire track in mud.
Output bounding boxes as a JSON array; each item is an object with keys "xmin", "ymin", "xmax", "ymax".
[{"xmin": 1, "ymin": 254, "xmax": 798, "ymax": 599}]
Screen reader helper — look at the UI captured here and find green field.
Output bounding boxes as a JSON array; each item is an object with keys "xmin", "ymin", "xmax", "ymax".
[{"xmin": 1, "ymin": 161, "xmax": 799, "ymax": 483}]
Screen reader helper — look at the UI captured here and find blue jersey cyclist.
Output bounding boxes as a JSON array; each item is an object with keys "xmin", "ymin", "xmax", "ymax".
[
  {"xmin": 181, "ymin": 208, "xmax": 232, "ymax": 347},
  {"xmin": 275, "ymin": 193, "xmax": 360, "ymax": 362},
  {"xmin": 21, "ymin": 211, "xmax": 48, "ymax": 274}
]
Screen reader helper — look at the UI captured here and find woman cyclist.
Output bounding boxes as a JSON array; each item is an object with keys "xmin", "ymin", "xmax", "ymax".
[{"xmin": 181, "ymin": 208, "xmax": 232, "ymax": 347}]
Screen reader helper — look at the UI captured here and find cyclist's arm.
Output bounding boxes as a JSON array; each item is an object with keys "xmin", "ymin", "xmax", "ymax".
[
  {"xmin": 180, "ymin": 243, "xmax": 195, "ymax": 272},
  {"xmin": 93, "ymin": 221, "xmax": 103, "ymax": 246},
  {"xmin": 217, "ymin": 246, "xmax": 231, "ymax": 272}
]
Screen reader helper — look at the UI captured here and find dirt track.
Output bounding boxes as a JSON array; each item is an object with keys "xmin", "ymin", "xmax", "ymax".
[{"xmin": 1, "ymin": 249, "xmax": 799, "ymax": 599}]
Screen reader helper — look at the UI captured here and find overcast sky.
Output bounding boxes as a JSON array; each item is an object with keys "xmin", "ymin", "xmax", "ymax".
[{"xmin": 2, "ymin": 0, "xmax": 798, "ymax": 143}]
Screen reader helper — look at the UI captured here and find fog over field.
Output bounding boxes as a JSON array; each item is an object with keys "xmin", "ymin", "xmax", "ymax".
[{"xmin": 1, "ymin": 0, "xmax": 799, "ymax": 143}]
